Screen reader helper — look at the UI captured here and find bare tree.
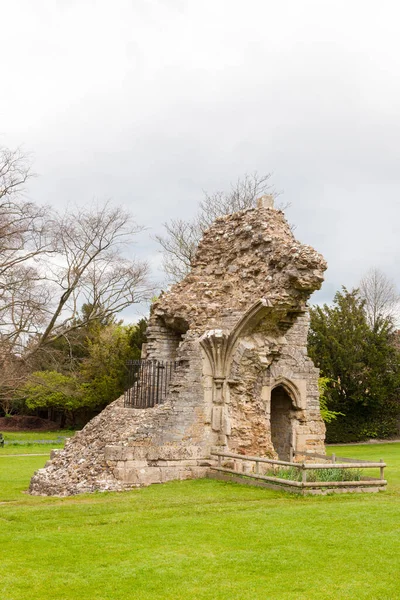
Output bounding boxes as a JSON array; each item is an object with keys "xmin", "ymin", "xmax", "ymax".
[
  {"xmin": 0, "ymin": 202, "xmax": 150, "ymax": 407},
  {"xmin": 198, "ymin": 173, "xmax": 278, "ymax": 228},
  {"xmin": 31, "ymin": 202, "xmax": 151, "ymax": 354},
  {"xmin": 0, "ymin": 146, "xmax": 53, "ymax": 356},
  {"xmin": 0, "ymin": 145, "xmax": 32, "ymax": 200},
  {"xmin": 156, "ymin": 218, "xmax": 203, "ymax": 283},
  {"xmin": 0, "ymin": 146, "xmax": 151, "ymax": 375},
  {"xmin": 0, "ymin": 344, "xmax": 29, "ymax": 415},
  {"xmin": 0, "ymin": 146, "xmax": 52, "ymax": 274},
  {"xmin": 359, "ymin": 268, "xmax": 399, "ymax": 330},
  {"xmin": 156, "ymin": 172, "xmax": 279, "ymax": 283}
]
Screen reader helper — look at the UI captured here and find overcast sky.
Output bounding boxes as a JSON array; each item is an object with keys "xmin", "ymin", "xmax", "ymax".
[{"xmin": 1, "ymin": 0, "xmax": 399, "ymax": 321}]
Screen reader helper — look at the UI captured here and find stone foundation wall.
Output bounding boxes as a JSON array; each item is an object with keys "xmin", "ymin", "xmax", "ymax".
[
  {"xmin": 145, "ymin": 317, "xmax": 187, "ymax": 361},
  {"xmin": 30, "ymin": 393, "xmax": 211, "ymax": 496}
]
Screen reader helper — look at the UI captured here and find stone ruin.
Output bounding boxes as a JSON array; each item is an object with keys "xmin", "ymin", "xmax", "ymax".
[{"xmin": 30, "ymin": 196, "xmax": 327, "ymax": 496}]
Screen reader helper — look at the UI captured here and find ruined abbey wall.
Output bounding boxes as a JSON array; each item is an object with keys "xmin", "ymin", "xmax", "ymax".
[{"xmin": 30, "ymin": 197, "xmax": 327, "ymax": 496}]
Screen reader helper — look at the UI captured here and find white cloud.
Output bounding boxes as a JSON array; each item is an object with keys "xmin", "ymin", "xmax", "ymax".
[{"xmin": 1, "ymin": 0, "xmax": 399, "ymax": 316}]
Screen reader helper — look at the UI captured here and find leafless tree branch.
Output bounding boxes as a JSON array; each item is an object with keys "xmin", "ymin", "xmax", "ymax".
[
  {"xmin": 359, "ymin": 268, "xmax": 400, "ymax": 330},
  {"xmin": 156, "ymin": 172, "xmax": 284, "ymax": 283},
  {"xmin": 0, "ymin": 147, "xmax": 151, "ymax": 384}
]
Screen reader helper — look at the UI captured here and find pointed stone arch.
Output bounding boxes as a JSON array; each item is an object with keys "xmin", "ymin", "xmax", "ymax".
[
  {"xmin": 269, "ymin": 383, "xmax": 296, "ymax": 461},
  {"xmin": 199, "ymin": 299, "xmax": 305, "ymax": 382},
  {"xmin": 270, "ymin": 377, "xmax": 302, "ymax": 409}
]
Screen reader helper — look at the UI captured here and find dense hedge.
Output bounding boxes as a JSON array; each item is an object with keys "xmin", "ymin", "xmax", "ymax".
[{"xmin": 326, "ymin": 411, "xmax": 399, "ymax": 443}]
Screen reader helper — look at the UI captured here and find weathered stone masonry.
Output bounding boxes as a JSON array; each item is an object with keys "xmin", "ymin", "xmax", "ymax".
[{"xmin": 30, "ymin": 196, "xmax": 327, "ymax": 496}]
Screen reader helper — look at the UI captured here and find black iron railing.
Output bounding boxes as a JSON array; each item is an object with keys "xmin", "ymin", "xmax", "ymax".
[{"xmin": 124, "ymin": 359, "xmax": 180, "ymax": 408}]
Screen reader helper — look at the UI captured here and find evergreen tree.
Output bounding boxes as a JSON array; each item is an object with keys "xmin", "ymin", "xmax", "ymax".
[{"xmin": 308, "ymin": 287, "xmax": 400, "ymax": 442}]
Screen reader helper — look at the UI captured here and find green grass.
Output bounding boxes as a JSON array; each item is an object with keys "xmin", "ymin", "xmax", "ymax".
[
  {"xmin": 0, "ymin": 430, "xmax": 75, "ymax": 455},
  {"xmin": 1, "ymin": 441, "xmax": 400, "ymax": 600},
  {"xmin": 1, "ymin": 429, "xmax": 76, "ymax": 441},
  {"xmin": 0, "ymin": 445, "xmax": 64, "ymax": 455}
]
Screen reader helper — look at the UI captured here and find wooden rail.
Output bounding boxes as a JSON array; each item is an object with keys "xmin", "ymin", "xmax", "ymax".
[
  {"xmin": 293, "ymin": 449, "xmax": 375, "ymax": 464},
  {"xmin": 210, "ymin": 451, "xmax": 387, "ymax": 492}
]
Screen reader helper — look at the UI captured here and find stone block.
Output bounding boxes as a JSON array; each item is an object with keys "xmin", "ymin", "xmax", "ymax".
[
  {"xmin": 212, "ymin": 406, "xmax": 222, "ymax": 431},
  {"xmin": 222, "ymin": 406, "xmax": 231, "ymax": 435},
  {"xmin": 104, "ymin": 445, "xmax": 124, "ymax": 461},
  {"xmin": 123, "ymin": 460, "xmax": 148, "ymax": 469},
  {"xmin": 115, "ymin": 466, "xmax": 162, "ymax": 486},
  {"xmin": 159, "ymin": 466, "xmax": 183, "ymax": 483}
]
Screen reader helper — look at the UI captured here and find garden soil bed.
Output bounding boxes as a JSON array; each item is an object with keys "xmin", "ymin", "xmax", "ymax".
[{"xmin": 0, "ymin": 416, "xmax": 60, "ymax": 431}]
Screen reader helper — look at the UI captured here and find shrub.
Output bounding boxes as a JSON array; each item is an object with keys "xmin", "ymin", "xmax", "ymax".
[{"xmin": 265, "ymin": 466, "xmax": 363, "ymax": 482}]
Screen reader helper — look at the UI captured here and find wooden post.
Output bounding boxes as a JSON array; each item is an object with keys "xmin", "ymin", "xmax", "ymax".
[
  {"xmin": 380, "ymin": 459, "xmax": 385, "ymax": 481},
  {"xmin": 218, "ymin": 454, "xmax": 222, "ymax": 468},
  {"xmin": 289, "ymin": 446, "xmax": 294, "ymax": 463},
  {"xmin": 301, "ymin": 463, "xmax": 307, "ymax": 485},
  {"xmin": 255, "ymin": 461, "xmax": 260, "ymax": 475},
  {"xmin": 331, "ymin": 453, "xmax": 336, "ymax": 464}
]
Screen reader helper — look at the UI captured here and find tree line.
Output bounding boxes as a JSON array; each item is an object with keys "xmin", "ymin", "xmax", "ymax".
[{"xmin": 0, "ymin": 145, "xmax": 150, "ymax": 424}]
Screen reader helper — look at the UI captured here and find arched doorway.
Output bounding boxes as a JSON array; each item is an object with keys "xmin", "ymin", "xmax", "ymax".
[{"xmin": 270, "ymin": 385, "xmax": 295, "ymax": 461}]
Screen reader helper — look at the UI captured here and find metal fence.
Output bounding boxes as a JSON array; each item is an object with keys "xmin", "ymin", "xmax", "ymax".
[{"xmin": 124, "ymin": 359, "xmax": 180, "ymax": 408}]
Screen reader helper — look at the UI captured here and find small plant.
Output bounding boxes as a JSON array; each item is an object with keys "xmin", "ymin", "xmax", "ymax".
[
  {"xmin": 268, "ymin": 467, "xmax": 300, "ymax": 481},
  {"xmin": 318, "ymin": 377, "xmax": 344, "ymax": 423},
  {"xmin": 263, "ymin": 465, "xmax": 363, "ymax": 482},
  {"xmin": 306, "ymin": 468, "xmax": 363, "ymax": 482}
]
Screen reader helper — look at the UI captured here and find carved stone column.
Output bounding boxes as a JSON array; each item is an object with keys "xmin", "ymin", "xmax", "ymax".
[{"xmin": 200, "ymin": 330, "xmax": 230, "ymax": 445}]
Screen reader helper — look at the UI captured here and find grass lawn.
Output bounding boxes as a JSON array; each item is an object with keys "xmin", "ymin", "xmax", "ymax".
[
  {"xmin": 1, "ymin": 438, "xmax": 400, "ymax": 600},
  {"xmin": 0, "ymin": 431, "xmax": 73, "ymax": 456},
  {"xmin": 1, "ymin": 430, "xmax": 75, "ymax": 442}
]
